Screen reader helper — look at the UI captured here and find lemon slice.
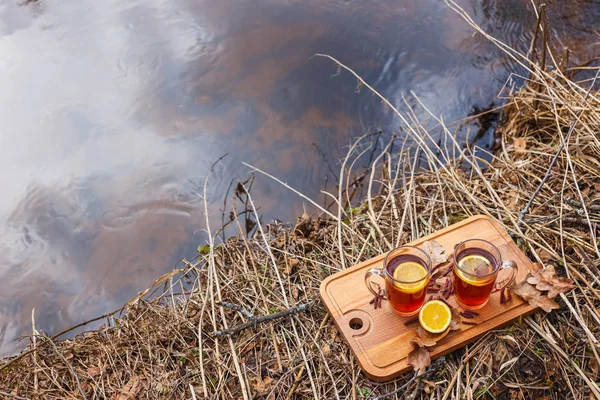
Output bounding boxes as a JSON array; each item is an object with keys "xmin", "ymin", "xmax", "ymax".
[
  {"xmin": 392, "ymin": 262, "xmax": 428, "ymax": 293},
  {"xmin": 456, "ymin": 255, "xmax": 494, "ymax": 286},
  {"xmin": 418, "ymin": 300, "xmax": 452, "ymax": 333}
]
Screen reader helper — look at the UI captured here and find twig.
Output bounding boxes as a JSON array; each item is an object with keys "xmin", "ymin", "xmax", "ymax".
[
  {"xmin": 216, "ymin": 302, "xmax": 254, "ymax": 319},
  {"xmin": 0, "ymin": 391, "xmax": 31, "ymax": 400},
  {"xmin": 565, "ymin": 197, "xmax": 600, "ymax": 212},
  {"xmin": 211, "ymin": 302, "xmax": 314, "ymax": 337},
  {"xmin": 517, "ymin": 68, "xmax": 600, "ymax": 227},
  {"xmin": 51, "ymin": 307, "xmax": 125, "ymax": 340}
]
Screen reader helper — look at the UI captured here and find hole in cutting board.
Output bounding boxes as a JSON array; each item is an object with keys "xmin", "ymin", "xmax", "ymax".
[{"xmin": 349, "ymin": 318, "xmax": 363, "ymax": 330}]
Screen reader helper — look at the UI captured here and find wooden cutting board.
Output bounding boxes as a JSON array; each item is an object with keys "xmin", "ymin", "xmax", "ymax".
[{"xmin": 319, "ymin": 215, "xmax": 537, "ymax": 381}]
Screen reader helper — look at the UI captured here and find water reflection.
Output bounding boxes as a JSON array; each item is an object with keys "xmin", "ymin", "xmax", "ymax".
[{"xmin": 0, "ymin": 0, "xmax": 598, "ymax": 355}]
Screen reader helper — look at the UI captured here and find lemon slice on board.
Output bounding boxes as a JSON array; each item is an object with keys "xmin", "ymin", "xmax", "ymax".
[
  {"xmin": 419, "ymin": 300, "xmax": 452, "ymax": 333},
  {"xmin": 392, "ymin": 262, "xmax": 428, "ymax": 293}
]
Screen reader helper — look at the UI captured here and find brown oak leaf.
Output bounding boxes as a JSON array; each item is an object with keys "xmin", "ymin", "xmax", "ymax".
[
  {"xmin": 407, "ymin": 345, "xmax": 431, "ymax": 375},
  {"xmin": 532, "ymin": 296, "xmax": 561, "ymax": 313},
  {"xmin": 511, "ymin": 279, "xmax": 560, "ymax": 312},
  {"xmin": 413, "ymin": 325, "xmax": 450, "ymax": 347},
  {"xmin": 526, "ymin": 265, "xmax": 575, "ymax": 299},
  {"xmin": 421, "ymin": 240, "xmax": 448, "ymax": 266}
]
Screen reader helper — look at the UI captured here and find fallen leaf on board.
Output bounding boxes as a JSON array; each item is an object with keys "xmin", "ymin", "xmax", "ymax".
[
  {"xmin": 421, "ymin": 240, "xmax": 448, "ymax": 266},
  {"xmin": 513, "ymin": 138, "xmax": 527, "ymax": 153},
  {"xmin": 407, "ymin": 345, "xmax": 431, "ymax": 375},
  {"xmin": 511, "ymin": 279, "xmax": 539, "ymax": 299},
  {"xmin": 431, "ymin": 264, "xmax": 451, "ymax": 279},
  {"xmin": 450, "ymin": 307, "xmax": 461, "ymax": 331},
  {"xmin": 412, "ymin": 325, "xmax": 449, "ymax": 347}
]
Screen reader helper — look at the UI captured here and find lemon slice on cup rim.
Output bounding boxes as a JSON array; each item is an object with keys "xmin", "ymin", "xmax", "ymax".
[
  {"xmin": 392, "ymin": 262, "xmax": 428, "ymax": 293},
  {"xmin": 418, "ymin": 300, "xmax": 452, "ymax": 333},
  {"xmin": 455, "ymin": 254, "xmax": 495, "ymax": 287}
]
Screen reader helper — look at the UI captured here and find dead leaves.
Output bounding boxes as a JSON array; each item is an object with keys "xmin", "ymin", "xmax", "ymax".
[
  {"xmin": 408, "ymin": 303, "xmax": 459, "ymax": 374},
  {"xmin": 513, "ymin": 137, "xmax": 527, "ymax": 153},
  {"xmin": 511, "ymin": 280, "xmax": 559, "ymax": 312},
  {"xmin": 283, "ymin": 256, "xmax": 299, "ymax": 275},
  {"xmin": 449, "ymin": 307, "xmax": 461, "ymax": 331},
  {"xmin": 421, "ymin": 240, "xmax": 448, "ymax": 266},
  {"xmin": 413, "ymin": 325, "xmax": 450, "ymax": 347},
  {"xmin": 109, "ymin": 376, "xmax": 144, "ymax": 400},
  {"xmin": 510, "ymin": 264, "xmax": 574, "ymax": 312},
  {"xmin": 252, "ymin": 375, "xmax": 273, "ymax": 394},
  {"xmin": 87, "ymin": 366, "xmax": 101, "ymax": 378},
  {"xmin": 407, "ymin": 346, "xmax": 431, "ymax": 375},
  {"xmin": 527, "ymin": 264, "xmax": 574, "ymax": 299}
]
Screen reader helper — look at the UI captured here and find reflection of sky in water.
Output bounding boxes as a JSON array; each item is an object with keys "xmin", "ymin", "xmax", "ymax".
[{"xmin": 0, "ymin": 0, "xmax": 598, "ymax": 355}]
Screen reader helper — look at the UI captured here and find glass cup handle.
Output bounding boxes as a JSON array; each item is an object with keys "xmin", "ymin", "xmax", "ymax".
[
  {"xmin": 365, "ymin": 267, "xmax": 386, "ymax": 298},
  {"xmin": 496, "ymin": 260, "xmax": 518, "ymax": 291}
]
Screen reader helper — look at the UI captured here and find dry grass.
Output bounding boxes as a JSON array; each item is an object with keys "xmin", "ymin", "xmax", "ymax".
[{"xmin": 2, "ymin": 4, "xmax": 600, "ymax": 399}]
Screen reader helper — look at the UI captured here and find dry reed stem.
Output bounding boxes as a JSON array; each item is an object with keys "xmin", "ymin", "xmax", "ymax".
[{"xmin": 203, "ymin": 162, "xmax": 249, "ymax": 400}]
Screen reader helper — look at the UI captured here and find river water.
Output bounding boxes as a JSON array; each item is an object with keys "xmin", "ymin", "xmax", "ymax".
[{"xmin": 0, "ymin": 0, "xmax": 598, "ymax": 355}]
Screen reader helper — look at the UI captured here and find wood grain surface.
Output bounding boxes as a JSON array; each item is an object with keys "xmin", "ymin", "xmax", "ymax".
[{"xmin": 319, "ymin": 215, "xmax": 537, "ymax": 381}]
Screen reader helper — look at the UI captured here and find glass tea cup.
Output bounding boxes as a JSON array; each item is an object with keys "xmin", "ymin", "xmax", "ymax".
[
  {"xmin": 453, "ymin": 239, "xmax": 518, "ymax": 310},
  {"xmin": 364, "ymin": 246, "xmax": 432, "ymax": 316}
]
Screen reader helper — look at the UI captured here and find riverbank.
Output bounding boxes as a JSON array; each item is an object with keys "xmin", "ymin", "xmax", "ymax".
[{"xmin": 3, "ymin": 11, "xmax": 600, "ymax": 400}]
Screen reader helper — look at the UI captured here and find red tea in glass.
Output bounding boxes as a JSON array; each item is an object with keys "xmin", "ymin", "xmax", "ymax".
[
  {"xmin": 365, "ymin": 246, "xmax": 431, "ymax": 316},
  {"xmin": 453, "ymin": 239, "xmax": 518, "ymax": 310}
]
